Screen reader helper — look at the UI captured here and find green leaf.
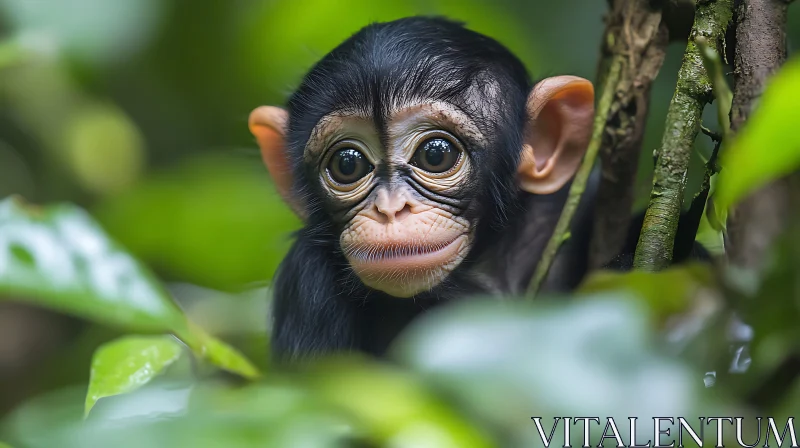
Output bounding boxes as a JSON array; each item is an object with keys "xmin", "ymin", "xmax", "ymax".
[
  {"xmin": 0, "ymin": 441, "xmax": 13, "ymax": 448},
  {"xmin": 0, "ymin": 197, "xmax": 190, "ymax": 335},
  {"xmin": 188, "ymin": 324, "xmax": 260, "ymax": 380},
  {"xmin": 579, "ymin": 263, "xmax": 714, "ymax": 318},
  {"xmin": 0, "ymin": 197, "xmax": 261, "ymax": 380},
  {"xmin": 697, "ymin": 176, "xmax": 726, "ymax": 254},
  {"xmin": 85, "ymin": 335, "xmax": 183, "ymax": 416},
  {"xmin": 696, "ymin": 205, "xmax": 725, "ymax": 256},
  {"xmin": 717, "ymin": 57, "xmax": 800, "ymax": 210}
]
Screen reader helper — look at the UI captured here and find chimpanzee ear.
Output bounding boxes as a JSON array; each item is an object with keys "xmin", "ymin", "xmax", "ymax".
[
  {"xmin": 517, "ymin": 76, "xmax": 594, "ymax": 195},
  {"xmin": 249, "ymin": 106, "xmax": 306, "ymax": 220}
]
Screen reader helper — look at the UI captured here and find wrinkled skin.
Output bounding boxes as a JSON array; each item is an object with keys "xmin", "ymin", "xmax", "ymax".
[
  {"xmin": 313, "ymin": 103, "xmax": 481, "ymax": 297},
  {"xmin": 248, "ymin": 17, "xmax": 596, "ymax": 360}
]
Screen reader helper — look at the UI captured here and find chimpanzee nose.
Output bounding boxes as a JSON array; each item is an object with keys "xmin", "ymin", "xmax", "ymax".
[{"xmin": 373, "ymin": 188, "xmax": 413, "ymax": 223}]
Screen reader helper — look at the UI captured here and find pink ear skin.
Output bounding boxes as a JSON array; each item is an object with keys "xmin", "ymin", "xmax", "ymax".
[
  {"xmin": 517, "ymin": 76, "xmax": 595, "ymax": 195},
  {"xmin": 248, "ymin": 106, "xmax": 307, "ymax": 220}
]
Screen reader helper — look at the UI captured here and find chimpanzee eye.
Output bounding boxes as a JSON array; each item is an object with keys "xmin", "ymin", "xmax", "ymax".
[
  {"xmin": 327, "ymin": 148, "xmax": 373, "ymax": 184},
  {"xmin": 412, "ymin": 138, "xmax": 460, "ymax": 174}
]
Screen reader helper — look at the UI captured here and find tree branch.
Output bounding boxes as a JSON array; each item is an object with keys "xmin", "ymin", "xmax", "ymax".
[
  {"xmin": 633, "ymin": 0, "xmax": 733, "ymax": 271},
  {"xmin": 726, "ymin": 0, "xmax": 794, "ymax": 270},
  {"xmin": 589, "ymin": 0, "xmax": 670, "ymax": 267},
  {"xmin": 527, "ymin": 55, "xmax": 624, "ymax": 298}
]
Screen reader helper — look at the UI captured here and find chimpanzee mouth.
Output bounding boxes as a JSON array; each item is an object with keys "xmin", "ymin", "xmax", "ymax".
[
  {"xmin": 342, "ymin": 234, "xmax": 470, "ymax": 297},
  {"xmin": 344, "ymin": 237, "xmax": 461, "ymax": 262},
  {"xmin": 343, "ymin": 234, "xmax": 469, "ymax": 273}
]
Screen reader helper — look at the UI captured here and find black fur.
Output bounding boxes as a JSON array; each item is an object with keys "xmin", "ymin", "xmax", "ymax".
[
  {"xmin": 268, "ymin": 17, "xmax": 713, "ymax": 362},
  {"xmin": 270, "ymin": 17, "xmax": 573, "ymax": 361},
  {"xmin": 286, "ymin": 17, "xmax": 530, "ymax": 238}
]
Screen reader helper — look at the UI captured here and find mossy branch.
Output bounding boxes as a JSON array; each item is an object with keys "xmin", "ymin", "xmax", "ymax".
[
  {"xmin": 526, "ymin": 55, "xmax": 624, "ymax": 298},
  {"xmin": 633, "ymin": 0, "xmax": 733, "ymax": 272}
]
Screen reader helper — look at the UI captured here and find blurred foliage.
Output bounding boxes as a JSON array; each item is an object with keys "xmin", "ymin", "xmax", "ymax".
[
  {"xmin": 393, "ymin": 298, "xmax": 717, "ymax": 447},
  {"xmin": 0, "ymin": 0, "xmax": 799, "ymax": 447},
  {"xmin": 2, "ymin": 199, "xmax": 795, "ymax": 445},
  {"xmin": 0, "ymin": 197, "xmax": 190, "ymax": 333},
  {"xmin": 717, "ymin": 56, "xmax": 800, "ymax": 210},
  {"xmin": 64, "ymin": 103, "xmax": 145, "ymax": 195},
  {"xmin": 579, "ymin": 263, "xmax": 716, "ymax": 321},
  {"xmin": 1, "ymin": 0, "xmax": 165, "ymax": 66},
  {"xmin": 237, "ymin": 0, "xmax": 540, "ymax": 101},
  {"xmin": 0, "ymin": 197, "xmax": 259, "ymax": 381},
  {"xmin": 94, "ymin": 155, "xmax": 301, "ymax": 290}
]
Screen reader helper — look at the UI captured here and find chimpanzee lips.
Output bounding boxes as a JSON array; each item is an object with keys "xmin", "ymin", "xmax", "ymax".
[
  {"xmin": 342, "ymin": 234, "xmax": 470, "ymax": 296},
  {"xmin": 345, "ymin": 238, "xmax": 458, "ymax": 261}
]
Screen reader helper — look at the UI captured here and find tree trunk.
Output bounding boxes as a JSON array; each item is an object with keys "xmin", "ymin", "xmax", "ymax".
[
  {"xmin": 726, "ymin": 0, "xmax": 794, "ymax": 270},
  {"xmin": 589, "ymin": 0, "xmax": 670, "ymax": 267}
]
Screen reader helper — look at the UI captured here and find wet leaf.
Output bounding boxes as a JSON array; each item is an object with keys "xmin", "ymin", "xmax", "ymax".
[
  {"xmin": 85, "ymin": 335, "xmax": 183, "ymax": 416},
  {"xmin": 0, "ymin": 197, "xmax": 261, "ymax": 380},
  {"xmin": 0, "ymin": 197, "xmax": 190, "ymax": 335},
  {"xmin": 717, "ymin": 57, "xmax": 800, "ymax": 210}
]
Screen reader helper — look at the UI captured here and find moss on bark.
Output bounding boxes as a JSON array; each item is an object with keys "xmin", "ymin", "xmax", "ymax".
[{"xmin": 633, "ymin": 0, "xmax": 733, "ymax": 271}]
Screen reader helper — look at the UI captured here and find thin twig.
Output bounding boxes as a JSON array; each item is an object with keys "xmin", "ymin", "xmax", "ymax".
[
  {"xmin": 527, "ymin": 55, "xmax": 624, "ymax": 298},
  {"xmin": 700, "ymin": 125, "xmax": 722, "ymax": 142},
  {"xmin": 697, "ymin": 36, "xmax": 733, "ymax": 140},
  {"xmin": 694, "ymin": 41, "xmax": 731, "ymax": 237}
]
